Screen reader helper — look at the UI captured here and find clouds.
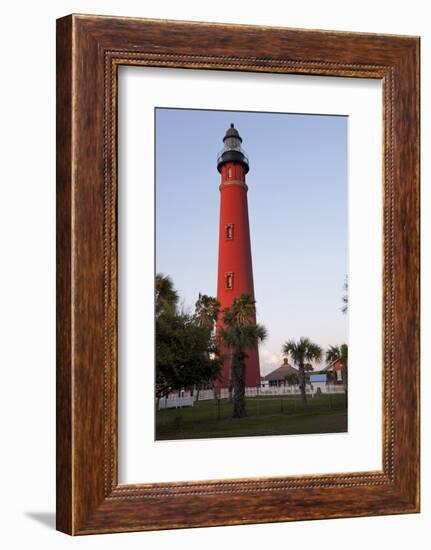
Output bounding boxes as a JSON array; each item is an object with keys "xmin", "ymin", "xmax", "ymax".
[{"xmin": 259, "ymin": 348, "xmax": 283, "ymax": 375}]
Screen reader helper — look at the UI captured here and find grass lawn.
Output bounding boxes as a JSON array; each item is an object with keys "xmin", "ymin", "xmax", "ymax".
[{"xmin": 156, "ymin": 394, "xmax": 347, "ymax": 440}]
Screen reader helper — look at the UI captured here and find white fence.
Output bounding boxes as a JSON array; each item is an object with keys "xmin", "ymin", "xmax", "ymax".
[
  {"xmin": 160, "ymin": 384, "xmax": 345, "ymax": 405},
  {"xmin": 158, "ymin": 396, "xmax": 194, "ymax": 410},
  {"xmin": 245, "ymin": 385, "xmax": 345, "ymax": 397}
]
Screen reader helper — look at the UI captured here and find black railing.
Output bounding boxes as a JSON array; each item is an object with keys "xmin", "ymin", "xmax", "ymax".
[{"xmin": 217, "ymin": 146, "xmax": 249, "ymax": 167}]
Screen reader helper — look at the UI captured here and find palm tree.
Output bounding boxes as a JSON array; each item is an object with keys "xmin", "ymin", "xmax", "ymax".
[
  {"xmin": 155, "ymin": 273, "xmax": 178, "ymax": 317},
  {"xmin": 326, "ymin": 344, "xmax": 348, "ymax": 390},
  {"xmin": 194, "ymin": 293, "xmax": 220, "ymax": 331},
  {"xmin": 223, "ymin": 292, "xmax": 256, "ymax": 327},
  {"xmin": 282, "ymin": 337, "xmax": 322, "ymax": 405},
  {"xmin": 220, "ymin": 293, "xmax": 267, "ymax": 418},
  {"xmin": 194, "ymin": 294, "xmax": 220, "ymax": 400}
]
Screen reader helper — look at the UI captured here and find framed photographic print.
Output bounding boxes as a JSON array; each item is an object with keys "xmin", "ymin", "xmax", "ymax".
[{"xmin": 56, "ymin": 14, "xmax": 420, "ymax": 534}]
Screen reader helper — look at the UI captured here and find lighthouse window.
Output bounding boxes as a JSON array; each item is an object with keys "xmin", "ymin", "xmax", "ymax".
[
  {"xmin": 226, "ymin": 223, "xmax": 234, "ymax": 240},
  {"xmin": 226, "ymin": 272, "xmax": 234, "ymax": 290},
  {"xmin": 227, "ymin": 167, "xmax": 232, "ymax": 178}
]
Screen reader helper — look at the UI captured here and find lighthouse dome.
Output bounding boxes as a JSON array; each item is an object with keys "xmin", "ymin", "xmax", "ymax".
[
  {"xmin": 217, "ymin": 123, "xmax": 249, "ymax": 174},
  {"xmin": 223, "ymin": 123, "xmax": 243, "ymax": 143}
]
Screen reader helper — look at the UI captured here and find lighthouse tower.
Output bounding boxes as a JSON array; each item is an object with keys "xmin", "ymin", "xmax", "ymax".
[{"xmin": 215, "ymin": 123, "xmax": 261, "ymax": 389}]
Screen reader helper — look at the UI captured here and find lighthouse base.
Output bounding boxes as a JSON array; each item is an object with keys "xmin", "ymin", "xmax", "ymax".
[{"xmin": 215, "ymin": 345, "xmax": 261, "ymax": 391}]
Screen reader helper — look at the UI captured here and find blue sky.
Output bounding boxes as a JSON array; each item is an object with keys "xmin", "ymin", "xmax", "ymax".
[{"xmin": 156, "ymin": 108, "xmax": 348, "ymax": 375}]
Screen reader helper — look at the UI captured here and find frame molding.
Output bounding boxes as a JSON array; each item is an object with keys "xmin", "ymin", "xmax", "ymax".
[{"xmin": 56, "ymin": 14, "xmax": 420, "ymax": 534}]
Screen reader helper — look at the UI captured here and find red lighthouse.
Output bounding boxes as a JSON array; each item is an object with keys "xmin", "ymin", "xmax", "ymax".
[{"xmin": 215, "ymin": 123, "xmax": 261, "ymax": 389}]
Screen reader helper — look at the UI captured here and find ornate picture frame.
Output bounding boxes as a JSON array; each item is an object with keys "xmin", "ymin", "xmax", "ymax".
[{"xmin": 56, "ymin": 14, "xmax": 420, "ymax": 534}]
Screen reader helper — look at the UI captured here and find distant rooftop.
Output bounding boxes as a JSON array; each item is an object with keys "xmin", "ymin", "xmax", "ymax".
[{"xmin": 264, "ymin": 358, "xmax": 298, "ymax": 381}]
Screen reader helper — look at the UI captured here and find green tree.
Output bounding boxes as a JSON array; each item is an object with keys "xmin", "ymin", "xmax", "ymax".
[
  {"xmin": 326, "ymin": 344, "xmax": 348, "ymax": 390},
  {"xmin": 282, "ymin": 337, "xmax": 322, "ymax": 405},
  {"xmin": 285, "ymin": 372, "xmax": 299, "ymax": 387},
  {"xmin": 219, "ymin": 293, "xmax": 267, "ymax": 418},
  {"xmin": 156, "ymin": 310, "xmax": 220, "ymax": 400},
  {"xmin": 155, "ymin": 275, "xmax": 220, "ymax": 401}
]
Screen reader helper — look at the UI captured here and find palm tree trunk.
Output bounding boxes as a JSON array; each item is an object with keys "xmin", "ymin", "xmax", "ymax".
[
  {"xmin": 228, "ymin": 351, "xmax": 233, "ymax": 402},
  {"xmin": 232, "ymin": 350, "xmax": 246, "ymax": 418},
  {"xmin": 341, "ymin": 363, "xmax": 348, "ymax": 389},
  {"xmin": 341, "ymin": 363, "xmax": 348, "ymax": 408},
  {"xmin": 298, "ymin": 364, "xmax": 307, "ymax": 405},
  {"xmin": 211, "ymin": 381, "xmax": 221, "ymax": 419}
]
